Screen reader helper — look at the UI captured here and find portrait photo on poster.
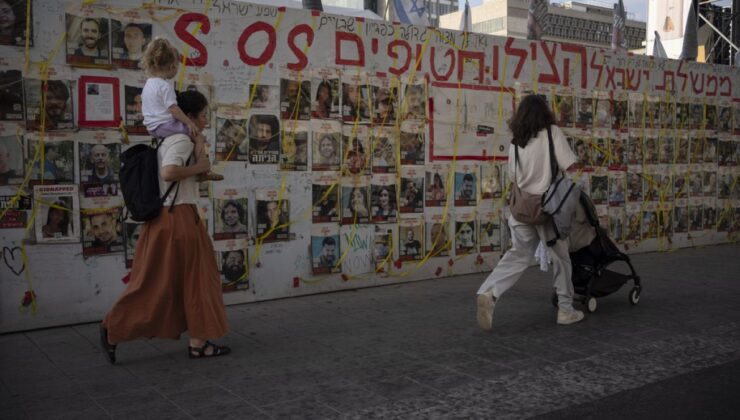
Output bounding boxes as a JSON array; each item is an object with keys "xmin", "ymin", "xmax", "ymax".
[
  {"xmin": 0, "ymin": 0, "xmax": 32, "ymax": 47},
  {"xmin": 280, "ymin": 121, "xmax": 308, "ymax": 171},
  {"xmin": 111, "ymin": 20, "xmax": 151, "ymax": 69},
  {"xmin": 311, "ymin": 225, "xmax": 341, "ymax": 275},
  {"xmin": 82, "ymin": 207, "xmax": 124, "ymax": 257},
  {"xmin": 124, "ymin": 85, "xmax": 146, "ymax": 134},
  {"xmin": 341, "ymin": 183, "xmax": 370, "ymax": 225},
  {"xmin": 65, "ymin": 14, "xmax": 111, "ymax": 67},
  {"xmin": 24, "ymin": 79, "xmax": 76, "ymax": 131},
  {"xmin": 0, "ymin": 69, "xmax": 23, "ymax": 121},
  {"xmin": 0, "ymin": 135, "xmax": 24, "ymax": 185},
  {"xmin": 213, "ymin": 197, "xmax": 249, "ymax": 240},
  {"xmin": 26, "ymin": 137, "xmax": 75, "ymax": 183},
  {"xmin": 249, "ymin": 114, "xmax": 280, "ymax": 164},
  {"xmin": 33, "ymin": 184, "xmax": 81, "ymax": 244},
  {"xmin": 255, "ymin": 192, "xmax": 290, "ymax": 242}
]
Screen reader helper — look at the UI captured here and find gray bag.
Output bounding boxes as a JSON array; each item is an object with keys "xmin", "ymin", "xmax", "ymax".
[{"xmin": 541, "ymin": 127, "xmax": 580, "ymax": 245}]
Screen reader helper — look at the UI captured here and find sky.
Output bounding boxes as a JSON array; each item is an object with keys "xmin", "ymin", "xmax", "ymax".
[{"xmin": 465, "ymin": 0, "xmax": 733, "ymax": 23}]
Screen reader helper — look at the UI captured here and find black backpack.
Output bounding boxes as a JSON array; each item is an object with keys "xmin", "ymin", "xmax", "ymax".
[{"xmin": 119, "ymin": 139, "xmax": 179, "ymax": 222}]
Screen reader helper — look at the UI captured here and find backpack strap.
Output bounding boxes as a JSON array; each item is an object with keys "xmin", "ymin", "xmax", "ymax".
[
  {"xmin": 546, "ymin": 125, "xmax": 559, "ymax": 182},
  {"xmin": 166, "ymin": 153, "xmax": 194, "ymax": 213}
]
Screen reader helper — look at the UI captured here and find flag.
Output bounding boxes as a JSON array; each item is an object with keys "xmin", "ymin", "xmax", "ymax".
[
  {"xmin": 527, "ymin": 0, "xmax": 548, "ymax": 40},
  {"xmin": 459, "ymin": 0, "xmax": 472, "ymax": 32},
  {"xmin": 302, "ymin": 0, "xmax": 323, "ymax": 11},
  {"xmin": 390, "ymin": 0, "xmax": 430, "ymax": 27},
  {"xmin": 611, "ymin": 0, "xmax": 627, "ymax": 53},
  {"xmin": 653, "ymin": 31, "xmax": 668, "ymax": 58},
  {"xmin": 679, "ymin": 1, "xmax": 698, "ymax": 61}
]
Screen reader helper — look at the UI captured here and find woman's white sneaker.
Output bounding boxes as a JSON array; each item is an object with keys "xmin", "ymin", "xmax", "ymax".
[
  {"xmin": 556, "ymin": 309, "xmax": 585, "ymax": 325},
  {"xmin": 476, "ymin": 292, "xmax": 495, "ymax": 330}
]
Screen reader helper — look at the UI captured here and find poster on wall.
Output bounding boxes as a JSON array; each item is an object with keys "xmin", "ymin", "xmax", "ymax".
[
  {"xmin": 371, "ymin": 75, "xmax": 398, "ymax": 125},
  {"xmin": 311, "ymin": 224, "xmax": 341, "ymax": 275},
  {"xmin": 213, "ymin": 187, "xmax": 249, "ymax": 241},
  {"xmin": 0, "ymin": 194, "xmax": 31, "ymax": 229},
  {"xmin": 280, "ymin": 68, "xmax": 311, "ymax": 121},
  {"xmin": 399, "ymin": 166, "xmax": 424, "ymax": 214},
  {"xmin": 426, "ymin": 212, "xmax": 451, "ymax": 257},
  {"xmin": 399, "ymin": 121, "xmax": 425, "ymax": 165},
  {"xmin": 123, "ymin": 82, "xmax": 146, "ymax": 134},
  {"xmin": 81, "ymin": 195, "xmax": 124, "ymax": 257},
  {"xmin": 426, "ymin": 164, "xmax": 449, "ymax": 207},
  {"xmin": 78, "ymin": 76, "xmax": 120, "ymax": 127},
  {"xmin": 398, "ymin": 217, "xmax": 423, "ymax": 262},
  {"xmin": 454, "ymin": 164, "xmax": 478, "ymax": 207},
  {"xmin": 24, "ymin": 79, "xmax": 76, "ymax": 131},
  {"xmin": 215, "ymin": 107, "xmax": 249, "ymax": 162},
  {"xmin": 342, "ymin": 124, "xmax": 369, "ymax": 175},
  {"xmin": 401, "ymin": 80, "xmax": 426, "ymax": 122},
  {"xmin": 479, "ymin": 208, "xmax": 501, "ymax": 253},
  {"xmin": 371, "ymin": 174, "xmax": 397, "ymax": 223},
  {"xmin": 455, "ymin": 210, "xmax": 477, "ymax": 255},
  {"xmin": 373, "ymin": 225, "xmax": 393, "ymax": 272},
  {"xmin": 123, "ymin": 220, "xmax": 142, "ymax": 268},
  {"xmin": 341, "ymin": 176, "xmax": 370, "ymax": 224},
  {"xmin": 480, "ymin": 162, "xmax": 503, "ymax": 200},
  {"xmin": 312, "ymin": 174, "xmax": 339, "ymax": 223},
  {"xmin": 249, "ymin": 114, "xmax": 280, "ymax": 165},
  {"xmin": 312, "ymin": 120, "xmax": 341, "ymax": 171},
  {"xmin": 255, "ymin": 188, "xmax": 289, "ymax": 242},
  {"xmin": 342, "ymin": 71, "xmax": 370, "ymax": 122},
  {"xmin": 65, "ymin": 12, "xmax": 111, "ymax": 67},
  {"xmin": 372, "ymin": 125, "xmax": 397, "ymax": 173},
  {"xmin": 280, "ymin": 119, "xmax": 308, "ymax": 171},
  {"xmin": 111, "ymin": 18, "xmax": 151, "ymax": 69},
  {"xmin": 0, "ymin": 134, "xmax": 24, "ymax": 184},
  {"xmin": 215, "ymin": 239, "xmax": 249, "ymax": 292},
  {"xmin": 78, "ymin": 132, "xmax": 120, "ymax": 197},
  {"xmin": 0, "ymin": 69, "xmax": 23, "ymax": 121},
  {"xmin": 26, "ymin": 132, "xmax": 75, "ymax": 183},
  {"xmin": 311, "ymin": 68, "xmax": 340, "ymax": 119},
  {"xmin": 33, "ymin": 184, "xmax": 80, "ymax": 243}
]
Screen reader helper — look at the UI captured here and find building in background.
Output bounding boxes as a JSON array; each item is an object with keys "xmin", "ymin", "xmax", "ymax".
[
  {"xmin": 428, "ymin": 0, "xmax": 460, "ymax": 27},
  {"xmin": 439, "ymin": 0, "xmax": 646, "ymax": 50},
  {"xmin": 647, "ymin": 0, "xmax": 733, "ymax": 64}
]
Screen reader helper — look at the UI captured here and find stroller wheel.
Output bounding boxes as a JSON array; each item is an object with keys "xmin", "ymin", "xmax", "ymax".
[
  {"xmin": 586, "ymin": 296, "xmax": 598, "ymax": 313},
  {"xmin": 628, "ymin": 287, "xmax": 640, "ymax": 305},
  {"xmin": 551, "ymin": 291, "xmax": 559, "ymax": 308}
]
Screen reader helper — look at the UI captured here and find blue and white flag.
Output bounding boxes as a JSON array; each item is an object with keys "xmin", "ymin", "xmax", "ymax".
[
  {"xmin": 459, "ymin": 0, "xmax": 472, "ymax": 32},
  {"xmin": 611, "ymin": 0, "xmax": 627, "ymax": 53},
  {"xmin": 390, "ymin": 0, "xmax": 430, "ymax": 27},
  {"xmin": 653, "ymin": 31, "xmax": 668, "ymax": 59}
]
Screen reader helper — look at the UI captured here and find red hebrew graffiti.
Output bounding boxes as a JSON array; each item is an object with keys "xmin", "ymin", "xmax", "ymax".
[
  {"xmin": 237, "ymin": 21, "xmax": 277, "ymax": 66},
  {"xmin": 561, "ymin": 43, "xmax": 587, "ymax": 88},
  {"xmin": 335, "ymin": 31, "xmax": 365, "ymax": 67},
  {"xmin": 387, "ymin": 39, "xmax": 411, "ymax": 76},
  {"xmin": 606, "ymin": 65, "xmax": 625, "ymax": 90},
  {"xmin": 590, "ymin": 50, "xmax": 604, "ymax": 88},
  {"xmin": 656, "ymin": 71, "xmax": 675, "ymax": 92},
  {"xmin": 690, "ymin": 72, "xmax": 705, "ymax": 94},
  {"xmin": 287, "ymin": 24, "xmax": 314, "ymax": 71},
  {"xmin": 719, "ymin": 76, "xmax": 732, "ymax": 97},
  {"xmin": 625, "ymin": 68, "xmax": 649, "ymax": 91},
  {"xmin": 676, "ymin": 61, "xmax": 688, "ymax": 92},
  {"xmin": 706, "ymin": 75, "xmax": 717, "ymax": 96},
  {"xmin": 174, "ymin": 13, "xmax": 210, "ymax": 67},
  {"xmin": 538, "ymin": 42, "xmax": 560, "ymax": 85},
  {"xmin": 504, "ymin": 38, "xmax": 527, "ymax": 80},
  {"xmin": 430, "ymin": 46, "xmax": 454, "ymax": 81},
  {"xmin": 458, "ymin": 50, "xmax": 485, "ymax": 82}
]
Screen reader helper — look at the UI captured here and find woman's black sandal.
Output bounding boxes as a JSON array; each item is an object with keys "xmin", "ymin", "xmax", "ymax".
[
  {"xmin": 188, "ymin": 341, "xmax": 231, "ymax": 359},
  {"xmin": 99, "ymin": 324, "xmax": 117, "ymax": 365}
]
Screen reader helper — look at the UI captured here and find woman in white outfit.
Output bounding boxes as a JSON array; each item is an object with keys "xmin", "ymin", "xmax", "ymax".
[{"xmin": 476, "ymin": 95, "xmax": 584, "ymax": 329}]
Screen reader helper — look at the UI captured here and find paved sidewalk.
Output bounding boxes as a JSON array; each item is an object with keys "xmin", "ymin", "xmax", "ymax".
[{"xmin": 1, "ymin": 245, "xmax": 739, "ymax": 419}]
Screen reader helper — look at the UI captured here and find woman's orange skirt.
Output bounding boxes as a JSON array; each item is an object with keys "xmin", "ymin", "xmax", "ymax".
[{"xmin": 104, "ymin": 205, "xmax": 229, "ymax": 343}]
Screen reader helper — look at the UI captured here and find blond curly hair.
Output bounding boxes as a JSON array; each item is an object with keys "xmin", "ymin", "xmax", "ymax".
[{"xmin": 140, "ymin": 37, "xmax": 178, "ymax": 75}]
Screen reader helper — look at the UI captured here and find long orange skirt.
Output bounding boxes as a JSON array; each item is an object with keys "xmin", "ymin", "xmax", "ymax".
[{"xmin": 104, "ymin": 204, "xmax": 229, "ymax": 343}]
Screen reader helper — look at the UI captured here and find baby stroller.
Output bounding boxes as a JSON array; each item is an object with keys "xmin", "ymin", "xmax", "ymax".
[{"xmin": 552, "ymin": 192, "xmax": 642, "ymax": 313}]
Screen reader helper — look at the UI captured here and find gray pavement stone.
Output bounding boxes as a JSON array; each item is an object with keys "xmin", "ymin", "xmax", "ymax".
[{"xmin": 1, "ymin": 244, "xmax": 739, "ymax": 419}]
